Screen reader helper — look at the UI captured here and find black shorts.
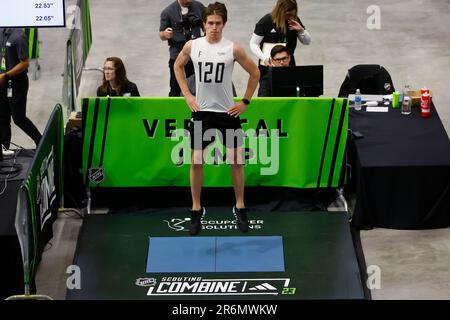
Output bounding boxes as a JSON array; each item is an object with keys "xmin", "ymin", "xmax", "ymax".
[{"xmin": 189, "ymin": 111, "xmax": 244, "ymax": 150}]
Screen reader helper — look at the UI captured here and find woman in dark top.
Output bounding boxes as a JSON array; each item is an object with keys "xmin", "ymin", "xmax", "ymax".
[
  {"xmin": 249, "ymin": 0, "xmax": 311, "ymax": 96},
  {"xmin": 97, "ymin": 57, "xmax": 140, "ymax": 97}
]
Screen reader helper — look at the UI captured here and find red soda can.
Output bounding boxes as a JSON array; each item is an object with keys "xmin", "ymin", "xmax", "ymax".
[
  {"xmin": 421, "ymin": 92, "xmax": 430, "ymax": 118},
  {"xmin": 420, "ymin": 87, "xmax": 429, "ymax": 95}
]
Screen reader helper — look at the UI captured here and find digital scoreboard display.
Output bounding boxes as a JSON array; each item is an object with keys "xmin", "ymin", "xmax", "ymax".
[{"xmin": 0, "ymin": 0, "xmax": 65, "ymax": 27}]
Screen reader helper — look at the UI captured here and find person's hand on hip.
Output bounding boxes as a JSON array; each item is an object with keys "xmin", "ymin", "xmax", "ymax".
[
  {"xmin": 185, "ymin": 93, "xmax": 200, "ymax": 112},
  {"xmin": 228, "ymin": 102, "xmax": 247, "ymax": 117}
]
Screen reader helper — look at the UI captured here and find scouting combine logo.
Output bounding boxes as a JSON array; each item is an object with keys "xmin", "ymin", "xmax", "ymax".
[{"xmin": 136, "ymin": 276, "xmax": 295, "ymax": 297}]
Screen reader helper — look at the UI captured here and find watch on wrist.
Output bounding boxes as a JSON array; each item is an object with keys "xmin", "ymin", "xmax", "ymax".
[{"xmin": 242, "ymin": 98, "xmax": 250, "ymax": 105}]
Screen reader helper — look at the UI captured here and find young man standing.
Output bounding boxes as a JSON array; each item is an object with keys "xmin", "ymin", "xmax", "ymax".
[{"xmin": 174, "ymin": 2, "xmax": 260, "ymax": 236}]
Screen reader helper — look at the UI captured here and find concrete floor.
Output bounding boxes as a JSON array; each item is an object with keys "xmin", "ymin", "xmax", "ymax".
[{"xmin": 16, "ymin": 0, "xmax": 450, "ymax": 299}]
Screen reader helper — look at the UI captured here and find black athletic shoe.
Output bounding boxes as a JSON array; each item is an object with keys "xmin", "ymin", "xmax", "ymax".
[
  {"xmin": 233, "ymin": 206, "xmax": 249, "ymax": 233},
  {"xmin": 189, "ymin": 207, "xmax": 205, "ymax": 236}
]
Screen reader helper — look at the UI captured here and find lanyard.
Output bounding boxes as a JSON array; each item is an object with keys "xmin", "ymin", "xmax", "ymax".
[
  {"xmin": 0, "ymin": 45, "xmax": 6, "ymax": 73},
  {"xmin": 1, "ymin": 28, "xmax": 11, "ymax": 50},
  {"xmin": 0, "ymin": 29, "xmax": 11, "ymax": 72}
]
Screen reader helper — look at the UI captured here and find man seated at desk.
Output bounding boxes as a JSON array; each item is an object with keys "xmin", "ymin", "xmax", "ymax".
[
  {"xmin": 270, "ymin": 45, "xmax": 292, "ymax": 67},
  {"xmin": 262, "ymin": 45, "xmax": 292, "ymax": 96}
]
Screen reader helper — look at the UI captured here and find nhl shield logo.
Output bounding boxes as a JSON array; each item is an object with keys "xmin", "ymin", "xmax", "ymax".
[
  {"xmin": 135, "ymin": 278, "xmax": 156, "ymax": 287},
  {"xmin": 88, "ymin": 166, "xmax": 106, "ymax": 183}
]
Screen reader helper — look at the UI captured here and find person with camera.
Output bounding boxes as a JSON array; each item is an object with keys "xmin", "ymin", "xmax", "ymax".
[
  {"xmin": 160, "ymin": 0, "xmax": 205, "ymax": 96},
  {"xmin": 249, "ymin": 0, "xmax": 311, "ymax": 96}
]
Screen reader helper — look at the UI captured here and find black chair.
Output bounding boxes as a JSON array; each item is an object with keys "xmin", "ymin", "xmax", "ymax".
[
  {"xmin": 337, "ymin": 65, "xmax": 396, "ymax": 220},
  {"xmin": 338, "ymin": 64, "xmax": 395, "ymax": 97}
]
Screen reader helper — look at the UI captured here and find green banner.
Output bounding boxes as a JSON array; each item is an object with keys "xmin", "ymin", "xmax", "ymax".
[
  {"xmin": 15, "ymin": 183, "xmax": 34, "ymax": 285},
  {"xmin": 80, "ymin": 0, "xmax": 92, "ymax": 62},
  {"xmin": 62, "ymin": 35, "xmax": 76, "ymax": 112},
  {"xmin": 23, "ymin": 28, "xmax": 40, "ymax": 59},
  {"xmin": 82, "ymin": 98, "xmax": 347, "ymax": 189},
  {"xmin": 15, "ymin": 104, "xmax": 64, "ymax": 286},
  {"xmin": 62, "ymin": 0, "xmax": 93, "ymax": 112}
]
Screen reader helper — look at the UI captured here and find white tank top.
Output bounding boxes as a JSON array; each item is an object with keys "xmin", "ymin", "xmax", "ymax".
[{"xmin": 190, "ymin": 37, "xmax": 235, "ymax": 112}]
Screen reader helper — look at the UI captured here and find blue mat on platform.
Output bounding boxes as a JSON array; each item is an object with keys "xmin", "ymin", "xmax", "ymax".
[{"xmin": 146, "ymin": 236, "xmax": 285, "ymax": 273}]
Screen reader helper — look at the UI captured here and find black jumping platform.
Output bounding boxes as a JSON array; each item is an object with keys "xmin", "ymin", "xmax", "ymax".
[{"xmin": 67, "ymin": 209, "xmax": 365, "ymax": 300}]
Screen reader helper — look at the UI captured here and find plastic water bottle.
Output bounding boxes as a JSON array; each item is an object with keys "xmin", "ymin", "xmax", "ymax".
[
  {"xmin": 401, "ymin": 84, "xmax": 410, "ymax": 105},
  {"xmin": 354, "ymin": 89, "xmax": 362, "ymax": 111},
  {"xmin": 401, "ymin": 96, "xmax": 411, "ymax": 115}
]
